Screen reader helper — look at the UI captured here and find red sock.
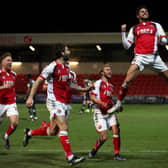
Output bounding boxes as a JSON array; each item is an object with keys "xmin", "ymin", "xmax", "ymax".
[
  {"xmin": 93, "ymin": 138, "xmax": 105, "ymax": 151},
  {"xmin": 40, "ymin": 121, "xmax": 50, "ymax": 129},
  {"xmin": 117, "ymin": 86, "xmax": 128, "ymax": 101},
  {"xmin": 59, "ymin": 131, "xmax": 73, "ymax": 158},
  {"xmin": 6, "ymin": 125, "xmax": 16, "ymax": 136},
  {"xmin": 113, "ymin": 136, "xmax": 120, "ymax": 154},
  {"xmin": 31, "ymin": 128, "xmax": 48, "ymax": 136}
]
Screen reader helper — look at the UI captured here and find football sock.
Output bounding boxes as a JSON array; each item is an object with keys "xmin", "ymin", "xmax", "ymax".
[
  {"xmin": 58, "ymin": 131, "xmax": 73, "ymax": 158},
  {"xmin": 117, "ymin": 85, "xmax": 128, "ymax": 101},
  {"xmin": 93, "ymin": 138, "xmax": 105, "ymax": 151},
  {"xmin": 113, "ymin": 135, "xmax": 120, "ymax": 154},
  {"xmin": 30, "ymin": 128, "xmax": 48, "ymax": 136},
  {"xmin": 5, "ymin": 124, "xmax": 17, "ymax": 137}
]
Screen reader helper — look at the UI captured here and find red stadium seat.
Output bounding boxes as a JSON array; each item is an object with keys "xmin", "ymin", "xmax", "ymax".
[{"xmin": 15, "ymin": 73, "xmax": 167, "ymax": 96}]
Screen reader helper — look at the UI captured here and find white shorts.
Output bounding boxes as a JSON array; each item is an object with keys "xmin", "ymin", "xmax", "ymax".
[
  {"xmin": 0, "ymin": 103, "xmax": 19, "ymax": 119},
  {"xmin": 131, "ymin": 54, "xmax": 168, "ymax": 72},
  {"xmin": 93, "ymin": 108, "xmax": 119, "ymax": 132},
  {"xmin": 46, "ymin": 99, "xmax": 70, "ymax": 120}
]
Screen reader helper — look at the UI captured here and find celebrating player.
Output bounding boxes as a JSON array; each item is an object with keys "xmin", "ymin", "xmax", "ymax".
[
  {"xmin": 23, "ymin": 70, "xmax": 92, "ymax": 145},
  {"xmin": 88, "ymin": 63, "xmax": 126, "ymax": 160},
  {"xmin": 111, "ymin": 5, "xmax": 168, "ymax": 112},
  {"xmin": 0, "ymin": 52, "xmax": 19, "ymax": 149},
  {"xmin": 25, "ymin": 44, "xmax": 88, "ymax": 166}
]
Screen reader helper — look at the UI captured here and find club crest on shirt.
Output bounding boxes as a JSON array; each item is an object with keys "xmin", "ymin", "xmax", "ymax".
[{"xmin": 57, "ymin": 109, "xmax": 62, "ymax": 113}]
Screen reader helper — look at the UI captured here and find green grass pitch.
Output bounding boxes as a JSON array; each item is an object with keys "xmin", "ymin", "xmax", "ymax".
[{"xmin": 0, "ymin": 103, "xmax": 168, "ymax": 168}]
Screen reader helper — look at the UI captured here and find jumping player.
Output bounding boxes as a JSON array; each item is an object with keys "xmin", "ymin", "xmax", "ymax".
[{"xmin": 111, "ymin": 5, "xmax": 168, "ymax": 112}]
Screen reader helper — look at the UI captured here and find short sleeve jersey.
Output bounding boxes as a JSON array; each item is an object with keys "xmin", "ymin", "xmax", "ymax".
[
  {"xmin": 39, "ymin": 61, "xmax": 70, "ymax": 103},
  {"xmin": 90, "ymin": 79, "xmax": 114, "ymax": 114},
  {"xmin": 0, "ymin": 69, "xmax": 16, "ymax": 104}
]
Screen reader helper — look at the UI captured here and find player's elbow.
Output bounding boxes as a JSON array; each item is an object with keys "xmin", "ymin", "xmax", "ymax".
[
  {"xmin": 124, "ymin": 43, "xmax": 131, "ymax": 49},
  {"xmin": 124, "ymin": 45, "xmax": 129, "ymax": 50},
  {"xmin": 160, "ymin": 38, "xmax": 168, "ymax": 45}
]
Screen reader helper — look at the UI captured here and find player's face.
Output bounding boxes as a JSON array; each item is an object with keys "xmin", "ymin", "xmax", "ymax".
[
  {"xmin": 137, "ymin": 8, "xmax": 149, "ymax": 21},
  {"xmin": 63, "ymin": 46, "xmax": 71, "ymax": 61},
  {"xmin": 64, "ymin": 46, "xmax": 71, "ymax": 56},
  {"xmin": 1, "ymin": 56, "xmax": 12, "ymax": 72},
  {"xmin": 103, "ymin": 66, "xmax": 112, "ymax": 79}
]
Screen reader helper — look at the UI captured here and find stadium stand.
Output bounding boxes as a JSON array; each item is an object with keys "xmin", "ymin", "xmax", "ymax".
[{"xmin": 15, "ymin": 74, "xmax": 168, "ymax": 97}]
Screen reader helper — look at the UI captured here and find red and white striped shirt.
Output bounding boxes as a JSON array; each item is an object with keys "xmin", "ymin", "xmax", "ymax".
[
  {"xmin": 39, "ymin": 61, "xmax": 70, "ymax": 104},
  {"xmin": 90, "ymin": 79, "xmax": 114, "ymax": 115},
  {"xmin": 122, "ymin": 21, "xmax": 167, "ymax": 54}
]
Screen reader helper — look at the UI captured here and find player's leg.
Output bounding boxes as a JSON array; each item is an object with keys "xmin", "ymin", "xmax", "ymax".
[
  {"xmin": 55, "ymin": 115, "xmax": 85, "ymax": 165},
  {"xmin": 32, "ymin": 100, "xmax": 38, "ymax": 120},
  {"xmin": 23, "ymin": 121, "xmax": 51, "ymax": 147},
  {"xmin": 161, "ymin": 70, "xmax": 168, "ymax": 81},
  {"xmin": 79, "ymin": 95, "xmax": 87, "ymax": 114},
  {"xmin": 79, "ymin": 102, "xmax": 86, "ymax": 114},
  {"xmin": 4, "ymin": 115, "xmax": 18, "ymax": 149},
  {"xmin": 89, "ymin": 111, "xmax": 107, "ymax": 158},
  {"xmin": 152, "ymin": 54, "xmax": 168, "ymax": 82},
  {"xmin": 28, "ymin": 107, "xmax": 34, "ymax": 120},
  {"xmin": 110, "ymin": 115, "xmax": 126, "ymax": 160},
  {"xmin": 112, "ymin": 64, "xmax": 140, "ymax": 112},
  {"xmin": 85, "ymin": 93, "xmax": 91, "ymax": 113},
  {"xmin": 89, "ymin": 130, "xmax": 108, "ymax": 158},
  {"xmin": 3, "ymin": 104, "xmax": 19, "ymax": 149},
  {"xmin": 54, "ymin": 116, "xmax": 72, "ymax": 157},
  {"xmin": 47, "ymin": 100, "xmax": 85, "ymax": 165},
  {"xmin": 119, "ymin": 64, "xmax": 140, "ymax": 101},
  {"xmin": 88, "ymin": 100, "xmax": 94, "ymax": 112}
]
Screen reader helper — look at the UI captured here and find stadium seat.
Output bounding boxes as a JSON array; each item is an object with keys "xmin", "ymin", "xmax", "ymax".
[{"xmin": 15, "ymin": 74, "xmax": 167, "ymax": 96}]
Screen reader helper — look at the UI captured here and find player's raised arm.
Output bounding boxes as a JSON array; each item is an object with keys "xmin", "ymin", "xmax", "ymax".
[{"xmin": 121, "ymin": 24, "xmax": 134, "ymax": 49}]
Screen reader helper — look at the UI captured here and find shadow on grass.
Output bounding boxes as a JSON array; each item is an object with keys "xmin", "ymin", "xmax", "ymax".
[{"xmin": 75, "ymin": 152, "xmax": 168, "ymax": 162}]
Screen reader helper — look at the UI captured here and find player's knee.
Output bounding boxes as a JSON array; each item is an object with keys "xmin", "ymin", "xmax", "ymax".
[
  {"xmin": 11, "ymin": 123, "xmax": 18, "ymax": 130},
  {"xmin": 57, "ymin": 122, "xmax": 68, "ymax": 130},
  {"xmin": 100, "ymin": 134, "xmax": 108, "ymax": 142},
  {"xmin": 49, "ymin": 128, "xmax": 56, "ymax": 136},
  {"xmin": 112, "ymin": 126, "xmax": 120, "ymax": 135}
]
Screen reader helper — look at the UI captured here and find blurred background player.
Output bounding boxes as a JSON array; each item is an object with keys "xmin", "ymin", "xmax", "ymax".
[
  {"xmin": 25, "ymin": 44, "xmax": 86, "ymax": 166},
  {"xmin": 79, "ymin": 76, "xmax": 93, "ymax": 114},
  {"xmin": 25, "ymin": 74, "xmax": 38, "ymax": 121},
  {"xmin": 88, "ymin": 63, "xmax": 126, "ymax": 160},
  {"xmin": 111, "ymin": 5, "xmax": 168, "ymax": 112},
  {"xmin": 0, "ymin": 52, "xmax": 19, "ymax": 149}
]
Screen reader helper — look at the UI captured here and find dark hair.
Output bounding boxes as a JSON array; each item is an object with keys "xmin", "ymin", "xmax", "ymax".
[
  {"xmin": 99, "ymin": 69, "xmax": 103, "ymax": 77},
  {"xmin": 0, "ymin": 52, "xmax": 12, "ymax": 63},
  {"xmin": 136, "ymin": 4, "xmax": 148, "ymax": 16},
  {"xmin": 27, "ymin": 74, "xmax": 32, "ymax": 79},
  {"xmin": 55, "ymin": 43, "xmax": 66, "ymax": 59}
]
